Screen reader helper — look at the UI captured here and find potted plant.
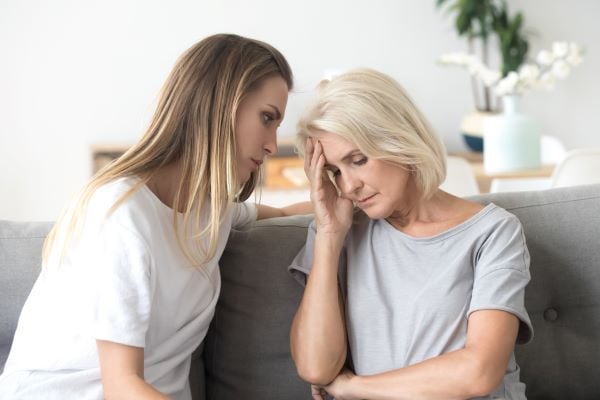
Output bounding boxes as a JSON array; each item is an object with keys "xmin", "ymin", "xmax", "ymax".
[
  {"xmin": 437, "ymin": 0, "xmax": 583, "ymax": 155},
  {"xmin": 436, "ymin": 0, "xmax": 530, "ymax": 152}
]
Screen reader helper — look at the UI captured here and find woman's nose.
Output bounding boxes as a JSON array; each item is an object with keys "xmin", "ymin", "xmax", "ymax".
[
  {"xmin": 264, "ymin": 129, "xmax": 277, "ymax": 156},
  {"xmin": 339, "ymin": 174, "xmax": 362, "ymax": 196}
]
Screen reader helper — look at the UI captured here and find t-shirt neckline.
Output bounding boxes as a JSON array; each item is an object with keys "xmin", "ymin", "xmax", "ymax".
[{"xmin": 380, "ymin": 203, "xmax": 497, "ymax": 243}]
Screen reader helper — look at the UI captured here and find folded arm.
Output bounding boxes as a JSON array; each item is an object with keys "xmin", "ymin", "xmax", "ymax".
[
  {"xmin": 97, "ymin": 340, "xmax": 170, "ymax": 400},
  {"xmin": 324, "ymin": 309, "xmax": 520, "ymax": 400}
]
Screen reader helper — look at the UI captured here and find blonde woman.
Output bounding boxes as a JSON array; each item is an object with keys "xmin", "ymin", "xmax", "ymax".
[
  {"xmin": 0, "ymin": 34, "xmax": 309, "ymax": 400},
  {"xmin": 290, "ymin": 69, "xmax": 533, "ymax": 399}
]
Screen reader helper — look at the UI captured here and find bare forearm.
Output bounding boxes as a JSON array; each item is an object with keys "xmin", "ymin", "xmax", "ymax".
[
  {"xmin": 346, "ymin": 348, "xmax": 501, "ymax": 400},
  {"xmin": 281, "ymin": 201, "xmax": 313, "ymax": 216},
  {"xmin": 256, "ymin": 202, "xmax": 313, "ymax": 220},
  {"xmin": 291, "ymin": 234, "xmax": 347, "ymax": 385}
]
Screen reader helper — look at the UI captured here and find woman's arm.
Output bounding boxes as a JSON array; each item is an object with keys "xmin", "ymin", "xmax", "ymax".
[
  {"xmin": 290, "ymin": 139, "xmax": 355, "ymax": 386},
  {"xmin": 323, "ymin": 309, "xmax": 519, "ymax": 400},
  {"xmin": 256, "ymin": 202, "xmax": 313, "ymax": 220},
  {"xmin": 97, "ymin": 340, "xmax": 170, "ymax": 400},
  {"xmin": 290, "ymin": 232, "xmax": 348, "ymax": 386}
]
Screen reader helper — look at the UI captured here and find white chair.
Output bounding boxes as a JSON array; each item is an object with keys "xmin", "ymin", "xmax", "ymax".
[
  {"xmin": 440, "ymin": 156, "xmax": 480, "ymax": 197},
  {"xmin": 551, "ymin": 149, "xmax": 600, "ymax": 188},
  {"xmin": 541, "ymin": 135, "xmax": 567, "ymax": 165}
]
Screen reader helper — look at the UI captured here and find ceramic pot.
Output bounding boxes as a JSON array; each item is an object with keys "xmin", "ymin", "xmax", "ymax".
[{"xmin": 483, "ymin": 95, "xmax": 541, "ymax": 173}]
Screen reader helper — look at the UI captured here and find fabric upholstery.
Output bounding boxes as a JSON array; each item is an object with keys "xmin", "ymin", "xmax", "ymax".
[
  {"xmin": 202, "ymin": 215, "xmax": 311, "ymax": 399},
  {"xmin": 471, "ymin": 184, "xmax": 600, "ymax": 400},
  {"xmin": 1, "ymin": 184, "xmax": 599, "ymax": 399},
  {"xmin": 0, "ymin": 221, "xmax": 52, "ymax": 373}
]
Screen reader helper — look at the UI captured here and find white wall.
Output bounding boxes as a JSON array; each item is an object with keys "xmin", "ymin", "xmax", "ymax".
[{"xmin": 1, "ymin": 0, "xmax": 599, "ymax": 220}]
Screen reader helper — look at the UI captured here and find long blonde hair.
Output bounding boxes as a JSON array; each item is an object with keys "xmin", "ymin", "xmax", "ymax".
[
  {"xmin": 296, "ymin": 68, "xmax": 445, "ymax": 200},
  {"xmin": 43, "ymin": 34, "xmax": 293, "ymax": 267}
]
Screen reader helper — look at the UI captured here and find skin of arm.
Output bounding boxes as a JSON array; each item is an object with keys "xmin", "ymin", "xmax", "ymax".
[
  {"xmin": 290, "ymin": 232, "xmax": 348, "ymax": 385},
  {"xmin": 321, "ymin": 309, "xmax": 520, "ymax": 400},
  {"xmin": 96, "ymin": 340, "xmax": 171, "ymax": 400},
  {"xmin": 290, "ymin": 139, "xmax": 354, "ymax": 386},
  {"xmin": 256, "ymin": 201, "xmax": 313, "ymax": 220}
]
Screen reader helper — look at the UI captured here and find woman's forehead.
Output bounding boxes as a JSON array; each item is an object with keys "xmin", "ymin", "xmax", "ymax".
[{"xmin": 313, "ymin": 131, "xmax": 360, "ymax": 161}]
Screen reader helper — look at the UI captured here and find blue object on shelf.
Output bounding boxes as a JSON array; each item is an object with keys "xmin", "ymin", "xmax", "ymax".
[{"xmin": 462, "ymin": 133, "xmax": 483, "ymax": 152}]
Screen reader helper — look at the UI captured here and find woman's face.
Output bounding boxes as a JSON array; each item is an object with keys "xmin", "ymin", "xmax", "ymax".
[
  {"xmin": 313, "ymin": 131, "xmax": 415, "ymax": 220},
  {"xmin": 235, "ymin": 76, "xmax": 289, "ymax": 183}
]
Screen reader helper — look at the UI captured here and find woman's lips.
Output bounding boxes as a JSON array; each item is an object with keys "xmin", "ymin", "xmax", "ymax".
[
  {"xmin": 357, "ymin": 193, "xmax": 377, "ymax": 205},
  {"xmin": 250, "ymin": 159, "xmax": 263, "ymax": 170}
]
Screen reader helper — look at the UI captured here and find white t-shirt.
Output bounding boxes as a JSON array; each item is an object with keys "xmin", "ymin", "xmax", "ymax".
[{"xmin": 0, "ymin": 177, "xmax": 257, "ymax": 400}]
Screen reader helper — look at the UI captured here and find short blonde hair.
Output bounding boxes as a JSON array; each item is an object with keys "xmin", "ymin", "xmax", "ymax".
[{"xmin": 296, "ymin": 68, "xmax": 446, "ymax": 200}]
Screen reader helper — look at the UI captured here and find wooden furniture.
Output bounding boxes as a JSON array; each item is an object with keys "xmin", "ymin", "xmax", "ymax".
[
  {"xmin": 91, "ymin": 145, "xmax": 553, "ymax": 194},
  {"xmin": 91, "ymin": 143, "xmax": 309, "ymax": 189},
  {"xmin": 452, "ymin": 152, "xmax": 555, "ymax": 193},
  {"xmin": 91, "ymin": 143, "xmax": 131, "ymax": 174}
]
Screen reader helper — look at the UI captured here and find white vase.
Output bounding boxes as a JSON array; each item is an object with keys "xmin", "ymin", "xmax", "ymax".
[{"xmin": 483, "ymin": 95, "xmax": 541, "ymax": 174}]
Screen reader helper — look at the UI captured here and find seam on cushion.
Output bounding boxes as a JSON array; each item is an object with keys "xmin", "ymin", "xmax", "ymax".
[
  {"xmin": 232, "ymin": 223, "xmax": 310, "ymax": 233},
  {"xmin": 0, "ymin": 235, "xmax": 48, "ymax": 240},
  {"xmin": 501, "ymin": 194, "xmax": 600, "ymax": 212},
  {"xmin": 255, "ymin": 221, "xmax": 311, "ymax": 228}
]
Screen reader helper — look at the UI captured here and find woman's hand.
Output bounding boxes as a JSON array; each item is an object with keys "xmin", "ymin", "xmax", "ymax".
[
  {"xmin": 311, "ymin": 384, "xmax": 328, "ymax": 400},
  {"xmin": 305, "ymin": 138, "xmax": 354, "ymax": 237},
  {"xmin": 321, "ymin": 369, "xmax": 360, "ymax": 400}
]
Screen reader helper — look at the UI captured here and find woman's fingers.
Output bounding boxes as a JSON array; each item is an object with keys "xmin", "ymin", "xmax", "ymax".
[
  {"xmin": 304, "ymin": 137, "xmax": 314, "ymax": 176},
  {"xmin": 311, "ymin": 385, "xmax": 326, "ymax": 400},
  {"xmin": 310, "ymin": 140, "xmax": 322, "ymax": 179}
]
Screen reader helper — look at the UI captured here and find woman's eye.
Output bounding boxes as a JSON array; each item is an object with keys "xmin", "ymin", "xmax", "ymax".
[
  {"xmin": 262, "ymin": 113, "xmax": 274, "ymax": 124},
  {"xmin": 332, "ymin": 169, "xmax": 341, "ymax": 177},
  {"xmin": 353, "ymin": 157, "xmax": 367, "ymax": 166}
]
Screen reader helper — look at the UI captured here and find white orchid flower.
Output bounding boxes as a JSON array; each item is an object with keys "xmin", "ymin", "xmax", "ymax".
[
  {"xmin": 552, "ymin": 60, "xmax": 571, "ymax": 79},
  {"xmin": 536, "ymin": 50, "xmax": 554, "ymax": 65},
  {"xmin": 566, "ymin": 43, "xmax": 584, "ymax": 66},
  {"xmin": 552, "ymin": 41, "xmax": 569, "ymax": 58},
  {"xmin": 438, "ymin": 41, "xmax": 582, "ymax": 97},
  {"xmin": 539, "ymin": 72, "xmax": 556, "ymax": 90}
]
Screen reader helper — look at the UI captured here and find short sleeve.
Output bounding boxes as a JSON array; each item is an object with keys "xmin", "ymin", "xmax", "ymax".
[
  {"xmin": 89, "ymin": 221, "xmax": 153, "ymax": 348},
  {"xmin": 288, "ymin": 220, "xmax": 347, "ymax": 289},
  {"xmin": 231, "ymin": 202, "xmax": 258, "ymax": 228},
  {"xmin": 469, "ymin": 214, "xmax": 533, "ymax": 344}
]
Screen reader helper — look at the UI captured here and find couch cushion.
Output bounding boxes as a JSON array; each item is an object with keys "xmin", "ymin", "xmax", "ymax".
[
  {"xmin": 0, "ymin": 220, "xmax": 53, "ymax": 373},
  {"xmin": 471, "ymin": 184, "xmax": 600, "ymax": 400},
  {"xmin": 202, "ymin": 214, "xmax": 312, "ymax": 399}
]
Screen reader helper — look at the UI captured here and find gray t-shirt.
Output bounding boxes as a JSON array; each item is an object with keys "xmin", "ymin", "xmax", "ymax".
[{"xmin": 289, "ymin": 203, "xmax": 533, "ymax": 399}]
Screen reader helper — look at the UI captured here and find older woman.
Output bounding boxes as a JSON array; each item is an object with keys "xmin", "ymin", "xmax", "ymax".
[{"xmin": 290, "ymin": 68, "xmax": 533, "ymax": 400}]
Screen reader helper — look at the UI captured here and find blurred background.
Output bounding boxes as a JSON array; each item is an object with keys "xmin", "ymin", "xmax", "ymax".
[{"xmin": 1, "ymin": 0, "xmax": 599, "ymax": 221}]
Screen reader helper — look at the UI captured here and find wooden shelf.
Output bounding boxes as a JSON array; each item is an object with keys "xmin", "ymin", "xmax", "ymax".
[
  {"xmin": 451, "ymin": 151, "xmax": 555, "ymax": 193},
  {"xmin": 90, "ymin": 143, "xmax": 308, "ymax": 190}
]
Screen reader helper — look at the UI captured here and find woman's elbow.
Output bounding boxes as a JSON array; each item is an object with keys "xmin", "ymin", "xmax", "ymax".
[
  {"xmin": 465, "ymin": 360, "xmax": 506, "ymax": 398},
  {"xmin": 292, "ymin": 349, "xmax": 346, "ymax": 386},
  {"xmin": 295, "ymin": 362, "xmax": 339, "ymax": 386}
]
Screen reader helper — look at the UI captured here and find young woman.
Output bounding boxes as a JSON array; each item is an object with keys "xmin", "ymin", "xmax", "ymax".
[
  {"xmin": 290, "ymin": 69, "xmax": 533, "ymax": 400},
  {"xmin": 0, "ymin": 34, "xmax": 309, "ymax": 400}
]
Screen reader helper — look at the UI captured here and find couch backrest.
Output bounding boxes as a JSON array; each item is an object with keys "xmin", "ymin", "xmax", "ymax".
[
  {"xmin": 0, "ymin": 221, "xmax": 53, "ymax": 373},
  {"xmin": 2, "ymin": 184, "xmax": 600, "ymax": 400},
  {"xmin": 472, "ymin": 184, "xmax": 600, "ymax": 400},
  {"xmin": 207, "ymin": 184, "xmax": 600, "ymax": 400}
]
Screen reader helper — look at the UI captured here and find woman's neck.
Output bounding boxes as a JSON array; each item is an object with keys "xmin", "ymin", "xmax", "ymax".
[
  {"xmin": 387, "ymin": 190, "xmax": 483, "ymax": 237},
  {"xmin": 146, "ymin": 162, "xmax": 184, "ymax": 211}
]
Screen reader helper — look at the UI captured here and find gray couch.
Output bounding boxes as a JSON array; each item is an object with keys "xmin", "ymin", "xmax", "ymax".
[{"xmin": 2, "ymin": 184, "xmax": 600, "ymax": 399}]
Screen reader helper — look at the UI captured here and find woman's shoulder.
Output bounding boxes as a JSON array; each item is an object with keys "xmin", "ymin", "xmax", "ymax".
[{"xmin": 86, "ymin": 176, "xmax": 164, "ymax": 235}]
